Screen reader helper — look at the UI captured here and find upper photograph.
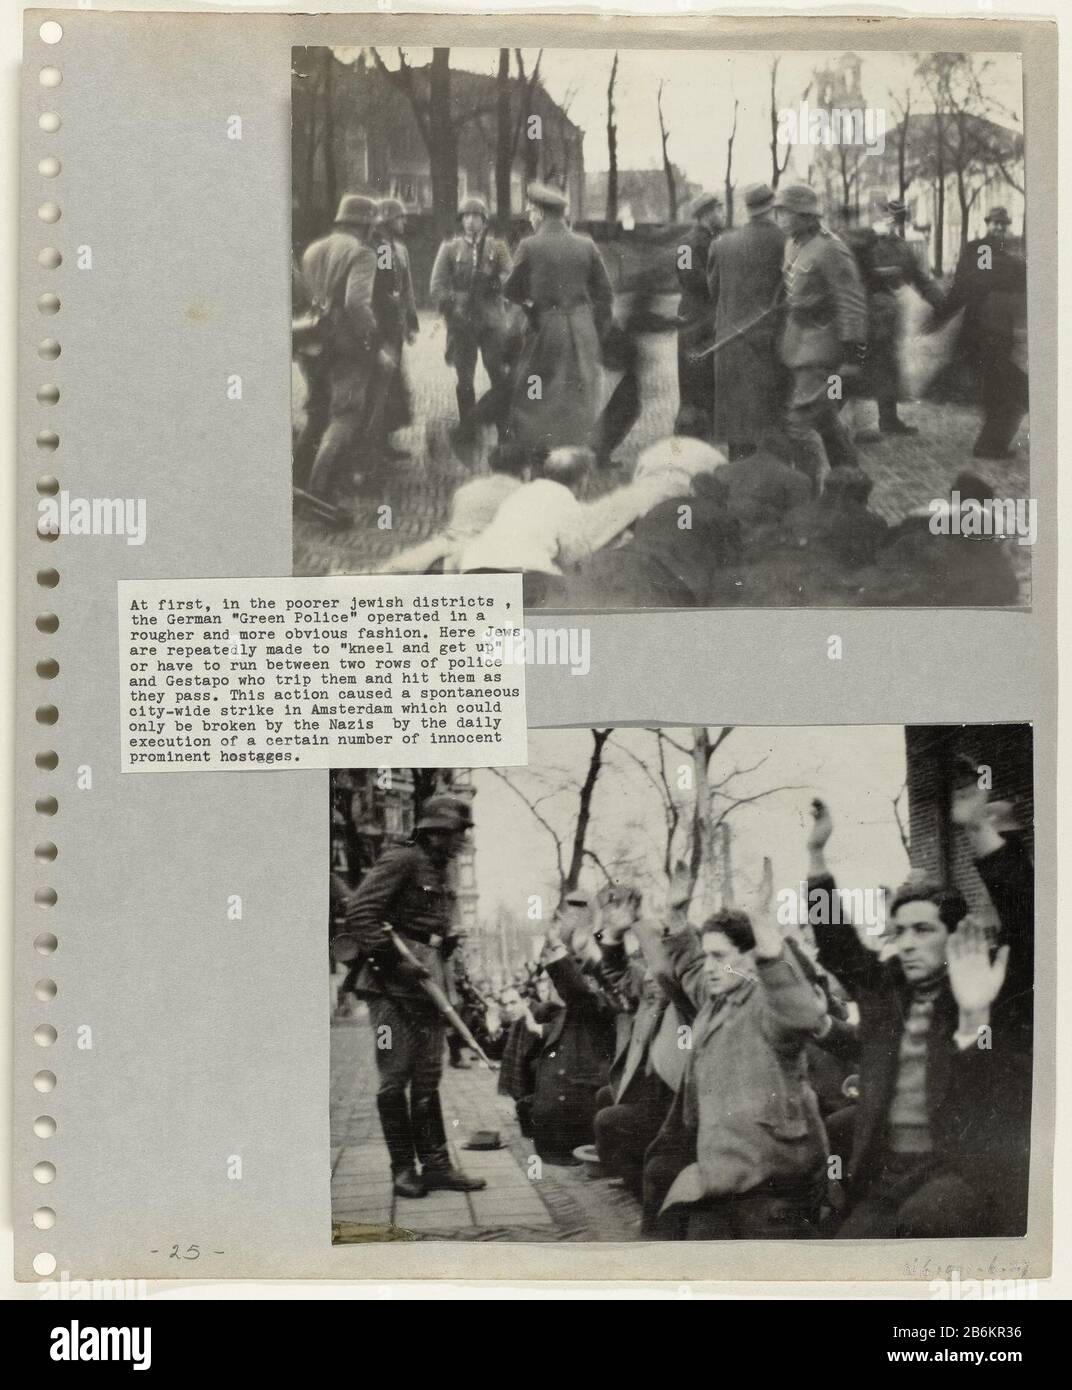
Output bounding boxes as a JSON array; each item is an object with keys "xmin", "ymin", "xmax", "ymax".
[{"xmin": 291, "ymin": 45, "xmax": 1030, "ymax": 609}]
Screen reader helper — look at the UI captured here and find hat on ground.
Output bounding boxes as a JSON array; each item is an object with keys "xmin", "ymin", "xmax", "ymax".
[
  {"xmin": 773, "ymin": 182, "xmax": 820, "ymax": 216},
  {"xmin": 526, "ymin": 181, "xmax": 568, "ymax": 212},
  {"xmin": 563, "ymin": 892, "xmax": 590, "ymax": 908},
  {"xmin": 689, "ymin": 190, "xmax": 723, "ymax": 219},
  {"xmin": 985, "ymin": 206, "xmax": 1011, "ymax": 224},
  {"xmin": 743, "ymin": 182, "xmax": 776, "ymax": 214},
  {"xmin": 377, "ymin": 197, "xmax": 406, "ymax": 222},
  {"xmin": 334, "ymin": 193, "xmax": 378, "ymax": 228},
  {"xmin": 416, "ymin": 794, "xmax": 473, "ymax": 832},
  {"xmin": 459, "ymin": 195, "xmax": 489, "ymax": 218}
]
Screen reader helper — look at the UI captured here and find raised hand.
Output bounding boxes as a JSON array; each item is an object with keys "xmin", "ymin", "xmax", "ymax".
[
  {"xmin": 806, "ymin": 798, "xmax": 833, "ymax": 853},
  {"xmin": 947, "ymin": 916, "xmax": 1009, "ymax": 1018},
  {"xmin": 950, "ymin": 779, "xmax": 990, "ymax": 831}
]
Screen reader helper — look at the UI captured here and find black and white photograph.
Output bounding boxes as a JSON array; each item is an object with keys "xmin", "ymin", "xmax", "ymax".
[
  {"xmin": 328, "ymin": 723, "xmax": 1033, "ymax": 1243},
  {"xmin": 292, "ymin": 45, "xmax": 1031, "ymax": 609}
]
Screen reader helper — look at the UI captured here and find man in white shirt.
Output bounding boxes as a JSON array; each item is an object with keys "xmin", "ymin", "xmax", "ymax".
[{"xmin": 460, "ymin": 446, "xmax": 594, "ymax": 606}]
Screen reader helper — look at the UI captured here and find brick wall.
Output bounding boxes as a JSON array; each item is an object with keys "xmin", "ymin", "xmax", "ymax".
[{"xmin": 904, "ymin": 723, "xmax": 1033, "ymax": 926}]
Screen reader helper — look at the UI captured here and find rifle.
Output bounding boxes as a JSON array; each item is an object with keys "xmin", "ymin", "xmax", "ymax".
[
  {"xmin": 694, "ymin": 297, "xmax": 784, "ymax": 360},
  {"xmin": 387, "ymin": 929, "xmax": 499, "ymax": 1071}
]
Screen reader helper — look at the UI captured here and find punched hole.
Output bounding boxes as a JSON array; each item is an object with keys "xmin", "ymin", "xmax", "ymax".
[
  {"xmin": 38, "ymin": 202, "xmax": 61, "ymax": 225},
  {"xmin": 39, "ymin": 67, "xmax": 62, "ymax": 89},
  {"xmin": 33, "ymin": 1072, "xmax": 56, "ymax": 1093},
  {"xmin": 37, "ymin": 248, "xmax": 61, "ymax": 269},
  {"xmin": 38, "ymin": 338, "xmax": 61, "ymax": 360},
  {"xmin": 33, "ymin": 1161, "xmax": 56, "ymax": 1183},
  {"xmin": 37, "ymin": 476, "xmax": 59, "ymax": 495},
  {"xmin": 36, "ymin": 705, "xmax": 59, "ymax": 725},
  {"xmin": 36, "ymin": 568, "xmax": 60, "ymax": 588},
  {"xmin": 34, "ymin": 1025, "xmax": 57, "ymax": 1047},
  {"xmin": 35, "ymin": 844, "xmax": 58, "ymax": 865},
  {"xmin": 36, "ymin": 659, "xmax": 59, "ymax": 679},
  {"xmin": 37, "ymin": 385, "xmax": 60, "ymax": 405},
  {"xmin": 38, "ymin": 293, "xmax": 60, "ymax": 315},
  {"xmin": 34, "ymin": 888, "xmax": 57, "ymax": 908},
  {"xmin": 33, "ymin": 1253, "xmax": 57, "ymax": 1276},
  {"xmin": 40, "ymin": 21, "xmax": 63, "ymax": 44},
  {"xmin": 38, "ymin": 156, "xmax": 61, "ymax": 178},
  {"xmin": 34, "ymin": 931, "xmax": 58, "ymax": 953},
  {"xmin": 34, "ymin": 980, "xmax": 57, "ymax": 1002},
  {"xmin": 36, "ymin": 431, "xmax": 59, "ymax": 452},
  {"xmin": 35, "ymin": 751, "xmax": 59, "ymax": 771},
  {"xmin": 38, "ymin": 112, "xmax": 61, "ymax": 134},
  {"xmin": 33, "ymin": 1208, "xmax": 56, "ymax": 1231},
  {"xmin": 36, "ymin": 614, "xmax": 59, "ymax": 634},
  {"xmin": 35, "ymin": 796, "xmax": 58, "ymax": 815}
]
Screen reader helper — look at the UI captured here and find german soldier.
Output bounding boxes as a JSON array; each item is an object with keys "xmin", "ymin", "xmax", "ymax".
[
  {"xmin": 429, "ymin": 195, "xmax": 513, "ymax": 446},
  {"xmin": 675, "ymin": 190, "xmax": 724, "ymax": 437},
  {"xmin": 301, "ymin": 194, "xmax": 387, "ymax": 503},
  {"xmin": 369, "ymin": 197, "xmax": 419, "ymax": 463},
  {"xmin": 844, "ymin": 196, "xmax": 944, "ymax": 440},
  {"xmin": 927, "ymin": 205, "xmax": 1027, "ymax": 460},
  {"xmin": 774, "ymin": 182, "xmax": 868, "ymax": 490},
  {"xmin": 340, "ymin": 794, "xmax": 487, "ymax": 1198}
]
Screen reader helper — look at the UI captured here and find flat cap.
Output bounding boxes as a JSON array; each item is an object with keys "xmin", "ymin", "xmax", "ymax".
[
  {"xmin": 743, "ymin": 182, "xmax": 776, "ymax": 213},
  {"xmin": 689, "ymin": 190, "xmax": 723, "ymax": 219},
  {"xmin": 526, "ymin": 181, "xmax": 568, "ymax": 211},
  {"xmin": 985, "ymin": 205, "xmax": 1011, "ymax": 223}
]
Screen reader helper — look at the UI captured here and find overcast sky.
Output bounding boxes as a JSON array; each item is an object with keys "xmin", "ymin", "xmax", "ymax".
[
  {"xmin": 471, "ymin": 725, "xmax": 909, "ymax": 928},
  {"xmin": 340, "ymin": 47, "xmax": 1023, "ymax": 193}
]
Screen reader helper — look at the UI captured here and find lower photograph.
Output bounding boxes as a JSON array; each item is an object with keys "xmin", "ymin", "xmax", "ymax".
[{"xmin": 328, "ymin": 722, "xmax": 1033, "ymax": 1244}]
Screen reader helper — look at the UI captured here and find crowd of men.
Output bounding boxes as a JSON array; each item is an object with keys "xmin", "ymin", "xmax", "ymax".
[
  {"xmin": 294, "ymin": 178, "xmax": 1028, "ymax": 534},
  {"xmin": 332, "ymin": 777, "xmax": 1032, "ymax": 1240}
]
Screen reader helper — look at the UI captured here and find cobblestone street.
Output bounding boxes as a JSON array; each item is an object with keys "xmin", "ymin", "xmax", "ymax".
[
  {"xmin": 330, "ymin": 1008, "xmax": 644, "ymax": 1244},
  {"xmin": 294, "ymin": 298, "xmax": 1030, "ymax": 598}
]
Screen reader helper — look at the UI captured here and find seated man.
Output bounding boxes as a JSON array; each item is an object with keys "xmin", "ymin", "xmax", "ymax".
[
  {"xmin": 646, "ymin": 887, "xmax": 829, "ymax": 1239},
  {"xmin": 806, "ymin": 789, "xmax": 1031, "ymax": 1238}
]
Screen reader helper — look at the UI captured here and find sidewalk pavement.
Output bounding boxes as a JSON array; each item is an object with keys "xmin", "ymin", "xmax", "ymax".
[{"xmin": 330, "ymin": 1009, "xmax": 643, "ymax": 1244}]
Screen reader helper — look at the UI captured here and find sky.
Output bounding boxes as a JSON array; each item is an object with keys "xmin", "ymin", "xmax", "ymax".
[
  {"xmin": 338, "ymin": 47, "xmax": 1024, "ymax": 194},
  {"xmin": 470, "ymin": 724, "xmax": 909, "ymax": 931}
]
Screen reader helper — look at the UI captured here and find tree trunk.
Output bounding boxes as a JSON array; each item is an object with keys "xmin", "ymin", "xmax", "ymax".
[
  {"xmin": 657, "ymin": 82, "xmax": 677, "ymax": 222},
  {"xmin": 321, "ymin": 49, "xmax": 337, "ymax": 222},
  {"xmin": 605, "ymin": 52, "xmax": 619, "ymax": 224},
  {"xmin": 428, "ymin": 49, "xmax": 459, "ymax": 239},
  {"xmin": 564, "ymin": 730, "xmax": 613, "ymax": 894},
  {"xmin": 495, "ymin": 49, "xmax": 513, "ymax": 230},
  {"xmin": 724, "ymin": 99, "xmax": 739, "ymax": 228}
]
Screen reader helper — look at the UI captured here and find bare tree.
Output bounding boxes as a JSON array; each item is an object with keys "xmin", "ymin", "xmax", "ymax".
[
  {"xmin": 370, "ymin": 47, "xmax": 459, "ymax": 238},
  {"xmin": 514, "ymin": 49, "xmax": 544, "ymax": 184},
  {"xmin": 493, "ymin": 48, "xmax": 545, "ymax": 228},
  {"xmin": 489, "ymin": 729, "xmax": 614, "ymax": 908},
  {"xmin": 657, "ymin": 81, "xmax": 678, "ymax": 222},
  {"xmin": 768, "ymin": 59, "xmax": 792, "ymax": 190},
  {"xmin": 724, "ymin": 97, "xmax": 739, "ymax": 227},
  {"xmin": 606, "ymin": 51, "xmax": 620, "ymax": 223}
]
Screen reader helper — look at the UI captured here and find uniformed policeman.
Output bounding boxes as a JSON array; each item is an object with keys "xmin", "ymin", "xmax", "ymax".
[
  {"xmin": 341, "ymin": 794, "xmax": 487, "ymax": 1198},
  {"xmin": 301, "ymin": 194, "xmax": 387, "ymax": 503},
  {"xmin": 503, "ymin": 182, "xmax": 614, "ymax": 460},
  {"xmin": 774, "ymin": 182, "xmax": 868, "ymax": 490},
  {"xmin": 675, "ymin": 190, "xmax": 724, "ymax": 435},
  {"xmin": 927, "ymin": 205, "xmax": 1027, "ymax": 460},
  {"xmin": 429, "ymin": 195, "xmax": 513, "ymax": 445},
  {"xmin": 844, "ymin": 196, "xmax": 944, "ymax": 439}
]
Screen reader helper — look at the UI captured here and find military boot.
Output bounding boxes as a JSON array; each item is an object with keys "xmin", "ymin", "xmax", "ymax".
[
  {"xmin": 376, "ymin": 1092, "xmax": 425, "ymax": 1199},
  {"xmin": 411, "ymin": 1089, "xmax": 486, "ymax": 1192}
]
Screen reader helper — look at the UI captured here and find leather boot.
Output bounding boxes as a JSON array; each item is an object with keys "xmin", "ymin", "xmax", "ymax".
[
  {"xmin": 411, "ymin": 1089, "xmax": 487, "ymax": 1192},
  {"xmin": 377, "ymin": 1091, "xmax": 425, "ymax": 1199}
]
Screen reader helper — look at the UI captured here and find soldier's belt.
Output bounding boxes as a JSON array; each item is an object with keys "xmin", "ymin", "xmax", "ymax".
[{"xmin": 395, "ymin": 925, "xmax": 444, "ymax": 948}]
